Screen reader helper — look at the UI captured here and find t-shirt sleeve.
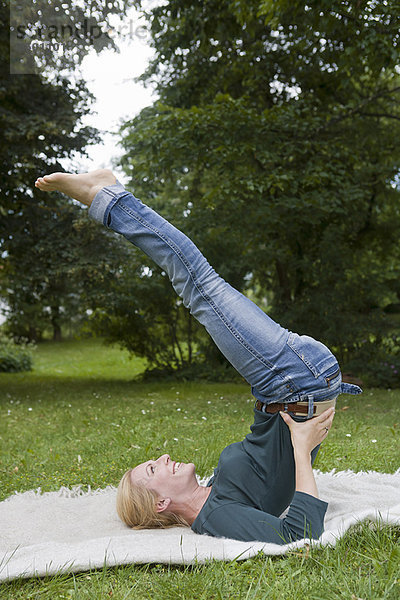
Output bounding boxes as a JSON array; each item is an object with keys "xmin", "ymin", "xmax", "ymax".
[{"xmin": 193, "ymin": 491, "xmax": 328, "ymax": 545}]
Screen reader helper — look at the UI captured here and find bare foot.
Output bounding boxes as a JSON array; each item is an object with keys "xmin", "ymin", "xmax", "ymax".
[{"xmin": 35, "ymin": 169, "xmax": 117, "ymax": 207}]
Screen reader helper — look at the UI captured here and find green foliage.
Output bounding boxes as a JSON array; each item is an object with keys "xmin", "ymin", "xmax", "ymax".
[
  {"xmin": 0, "ymin": 0, "xmax": 138, "ymax": 343},
  {"xmin": 3, "ymin": 0, "xmax": 400, "ymax": 381},
  {"xmin": 86, "ymin": 240, "xmax": 248, "ymax": 375},
  {"xmin": 88, "ymin": 243, "xmax": 205, "ymax": 371},
  {"xmin": 345, "ymin": 336, "xmax": 400, "ymax": 388},
  {"xmin": 1, "ymin": 207, "xmax": 131, "ymax": 341},
  {"xmin": 118, "ymin": 0, "xmax": 400, "ymax": 376},
  {"xmin": 9, "ymin": 0, "xmax": 136, "ymax": 73},
  {"xmin": 0, "ymin": 331, "xmax": 34, "ymax": 372},
  {"xmin": 1, "ymin": 1, "xmax": 99, "ymax": 341},
  {"xmin": 141, "ymin": 356, "xmax": 242, "ymax": 383}
]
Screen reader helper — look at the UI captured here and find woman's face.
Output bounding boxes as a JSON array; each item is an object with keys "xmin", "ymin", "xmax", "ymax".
[{"xmin": 130, "ymin": 454, "xmax": 197, "ymax": 501}]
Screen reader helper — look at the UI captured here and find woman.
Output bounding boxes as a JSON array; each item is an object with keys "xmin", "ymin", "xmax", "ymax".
[{"xmin": 35, "ymin": 169, "xmax": 362, "ymax": 545}]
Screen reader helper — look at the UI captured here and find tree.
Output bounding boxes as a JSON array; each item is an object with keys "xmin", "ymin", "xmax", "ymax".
[
  {"xmin": 1, "ymin": 5, "xmax": 94, "ymax": 339},
  {"xmin": 88, "ymin": 245, "xmax": 203, "ymax": 373},
  {"xmin": 9, "ymin": 0, "xmax": 135, "ymax": 74},
  {"xmin": 118, "ymin": 0, "xmax": 400, "ymax": 381},
  {"xmin": 0, "ymin": 0, "xmax": 138, "ymax": 341},
  {"xmin": 1, "ymin": 202, "xmax": 131, "ymax": 341}
]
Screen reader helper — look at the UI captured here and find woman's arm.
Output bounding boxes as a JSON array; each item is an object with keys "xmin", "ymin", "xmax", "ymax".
[
  {"xmin": 194, "ymin": 494, "xmax": 328, "ymax": 544},
  {"xmin": 280, "ymin": 408, "xmax": 335, "ymax": 498},
  {"xmin": 293, "ymin": 447, "xmax": 319, "ymax": 497}
]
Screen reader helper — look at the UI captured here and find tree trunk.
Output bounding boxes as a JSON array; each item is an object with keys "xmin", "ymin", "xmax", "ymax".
[
  {"xmin": 275, "ymin": 259, "xmax": 292, "ymax": 305},
  {"xmin": 28, "ymin": 326, "xmax": 39, "ymax": 343},
  {"xmin": 52, "ymin": 323, "xmax": 62, "ymax": 342},
  {"xmin": 50, "ymin": 306, "xmax": 62, "ymax": 341}
]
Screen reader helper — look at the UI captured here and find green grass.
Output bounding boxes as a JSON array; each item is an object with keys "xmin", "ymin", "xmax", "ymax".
[{"xmin": 1, "ymin": 338, "xmax": 399, "ymax": 599}]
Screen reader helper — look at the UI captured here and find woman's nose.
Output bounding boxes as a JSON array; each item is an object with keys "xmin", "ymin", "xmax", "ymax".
[{"xmin": 158, "ymin": 454, "xmax": 170, "ymax": 463}]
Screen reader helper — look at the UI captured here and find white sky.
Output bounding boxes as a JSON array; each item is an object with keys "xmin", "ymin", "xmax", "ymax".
[{"xmin": 62, "ymin": 4, "xmax": 158, "ymax": 184}]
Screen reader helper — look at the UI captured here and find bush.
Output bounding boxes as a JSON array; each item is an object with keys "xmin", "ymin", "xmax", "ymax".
[
  {"xmin": 0, "ymin": 332, "xmax": 35, "ymax": 372},
  {"xmin": 140, "ymin": 359, "xmax": 243, "ymax": 383},
  {"xmin": 344, "ymin": 339, "xmax": 400, "ymax": 388}
]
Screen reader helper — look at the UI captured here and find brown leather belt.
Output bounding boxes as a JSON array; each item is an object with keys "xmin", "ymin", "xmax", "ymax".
[{"xmin": 255, "ymin": 397, "xmax": 336, "ymax": 417}]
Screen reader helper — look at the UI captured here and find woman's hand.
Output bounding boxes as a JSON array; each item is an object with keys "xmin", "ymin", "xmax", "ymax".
[
  {"xmin": 280, "ymin": 407, "xmax": 335, "ymax": 456},
  {"xmin": 280, "ymin": 407, "xmax": 335, "ymax": 498}
]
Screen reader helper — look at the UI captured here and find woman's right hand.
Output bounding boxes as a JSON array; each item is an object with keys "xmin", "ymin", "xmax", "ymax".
[{"xmin": 279, "ymin": 407, "xmax": 335, "ymax": 456}]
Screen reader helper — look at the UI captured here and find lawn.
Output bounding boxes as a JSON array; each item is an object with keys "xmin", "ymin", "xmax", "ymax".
[{"xmin": 0, "ymin": 338, "xmax": 399, "ymax": 599}]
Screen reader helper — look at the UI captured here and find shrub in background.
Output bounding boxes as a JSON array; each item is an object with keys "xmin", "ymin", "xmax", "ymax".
[
  {"xmin": 0, "ymin": 331, "xmax": 35, "ymax": 372},
  {"xmin": 344, "ymin": 337, "xmax": 400, "ymax": 388}
]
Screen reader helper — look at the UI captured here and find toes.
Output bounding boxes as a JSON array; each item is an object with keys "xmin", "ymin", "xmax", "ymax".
[
  {"xmin": 43, "ymin": 172, "xmax": 65, "ymax": 183},
  {"xmin": 35, "ymin": 178, "xmax": 54, "ymax": 191}
]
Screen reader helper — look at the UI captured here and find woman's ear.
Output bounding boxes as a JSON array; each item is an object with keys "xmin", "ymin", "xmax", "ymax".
[{"xmin": 156, "ymin": 497, "xmax": 171, "ymax": 513}]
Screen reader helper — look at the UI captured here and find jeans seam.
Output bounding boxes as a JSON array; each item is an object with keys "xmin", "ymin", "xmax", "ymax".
[
  {"xmin": 102, "ymin": 191, "xmax": 131, "ymax": 227},
  {"xmin": 118, "ymin": 201, "xmax": 289, "ymax": 383},
  {"xmin": 286, "ymin": 333, "xmax": 320, "ymax": 378}
]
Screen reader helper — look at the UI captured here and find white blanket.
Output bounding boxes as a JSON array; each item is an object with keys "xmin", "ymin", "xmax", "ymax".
[{"xmin": 1, "ymin": 469, "xmax": 399, "ymax": 581}]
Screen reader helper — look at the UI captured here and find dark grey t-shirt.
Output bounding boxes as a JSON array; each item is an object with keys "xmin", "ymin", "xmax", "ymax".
[{"xmin": 191, "ymin": 408, "xmax": 328, "ymax": 544}]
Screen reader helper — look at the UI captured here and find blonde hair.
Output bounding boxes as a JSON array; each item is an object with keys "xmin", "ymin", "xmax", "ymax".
[{"xmin": 116, "ymin": 469, "xmax": 189, "ymax": 529}]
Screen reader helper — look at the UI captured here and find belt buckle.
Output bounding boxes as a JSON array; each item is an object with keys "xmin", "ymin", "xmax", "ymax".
[
  {"xmin": 306, "ymin": 396, "xmax": 314, "ymax": 418},
  {"xmin": 296, "ymin": 397, "xmax": 314, "ymax": 417}
]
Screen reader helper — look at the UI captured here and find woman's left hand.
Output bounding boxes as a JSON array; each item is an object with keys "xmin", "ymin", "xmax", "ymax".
[{"xmin": 280, "ymin": 407, "xmax": 335, "ymax": 456}]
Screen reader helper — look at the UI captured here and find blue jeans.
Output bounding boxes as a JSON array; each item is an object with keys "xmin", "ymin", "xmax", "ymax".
[{"xmin": 89, "ymin": 182, "xmax": 362, "ymax": 415}]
